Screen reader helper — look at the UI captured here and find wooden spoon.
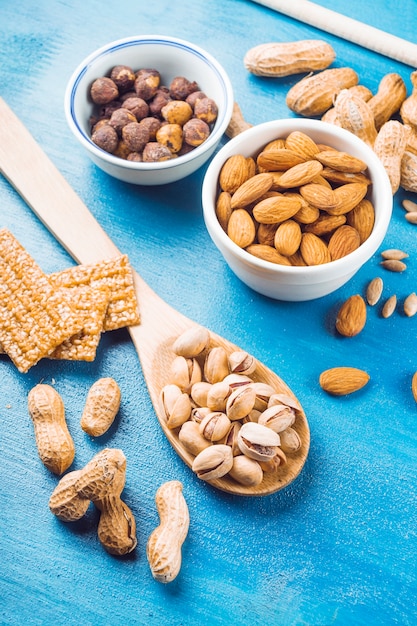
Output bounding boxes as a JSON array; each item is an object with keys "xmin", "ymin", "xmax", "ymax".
[{"xmin": 0, "ymin": 97, "xmax": 309, "ymax": 496}]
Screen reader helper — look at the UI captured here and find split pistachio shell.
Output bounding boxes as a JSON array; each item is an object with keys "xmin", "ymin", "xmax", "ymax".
[
  {"xmin": 259, "ymin": 448, "xmax": 287, "ymax": 472},
  {"xmin": 178, "ymin": 421, "xmax": 211, "ymax": 456},
  {"xmin": 192, "ymin": 444, "xmax": 234, "ymax": 480},
  {"xmin": 228, "ymin": 350, "xmax": 257, "ymax": 376},
  {"xmin": 199, "ymin": 411, "xmax": 231, "ymax": 442},
  {"xmin": 204, "ymin": 347, "xmax": 230, "ymax": 383},
  {"xmin": 223, "ymin": 373, "xmax": 253, "ymax": 389},
  {"xmin": 237, "ymin": 422, "xmax": 281, "ymax": 462},
  {"xmin": 190, "ymin": 381, "xmax": 212, "ymax": 407},
  {"xmin": 250, "ymin": 382, "xmax": 277, "ymax": 411},
  {"xmin": 279, "ymin": 427, "xmax": 302, "ymax": 454},
  {"xmin": 228, "ymin": 455, "xmax": 263, "ymax": 486},
  {"xmin": 222, "ymin": 421, "xmax": 242, "ymax": 456},
  {"xmin": 172, "ymin": 326, "xmax": 210, "ymax": 358},
  {"xmin": 160, "ymin": 384, "xmax": 192, "ymax": 429},
  {"xmin": 191, "ymin": 406, "xmax": 211, "ymax": 424},
  {"xmin": 258, "ymin": 404, "xmax": 295, "ymax": 433},
  {"xmin": 267, "ymin": 393, "xmax": 302, "ymax": 413},
  {"xmin": 226, "ymin": 385, "xmax": 257, "ymax": 421},
  {"xmin": 207, "ymin": 380, "xmax": 231, "ymax": 411},
  {"xmin": 170, "ymin": 356, "xmax": 202, "ymax": 393}
]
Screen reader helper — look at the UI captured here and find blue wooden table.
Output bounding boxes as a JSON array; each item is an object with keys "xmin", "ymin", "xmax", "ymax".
[{"xmin": 1, "ymin": 1, "xmax": 417, "ymax": 624}]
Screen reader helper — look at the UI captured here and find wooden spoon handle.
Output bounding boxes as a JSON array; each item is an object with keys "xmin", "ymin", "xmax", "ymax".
[
  {"xmin": 0, "ymin": 97, "xmax": 120, "ymax": 265},
  {"xmin": 250, "ymin": 0, "xmax": 417, "ymax": 67}
]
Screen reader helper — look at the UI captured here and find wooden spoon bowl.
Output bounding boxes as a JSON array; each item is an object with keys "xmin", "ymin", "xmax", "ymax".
[{"xmin": 0, "ymin": 97, "xmax": 309, "ymax": 496}]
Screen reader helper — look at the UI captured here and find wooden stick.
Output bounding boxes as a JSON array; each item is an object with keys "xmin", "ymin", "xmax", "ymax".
[{"xmin": 249, "ymin": 0, "xmax": 417, "ymax": 67}]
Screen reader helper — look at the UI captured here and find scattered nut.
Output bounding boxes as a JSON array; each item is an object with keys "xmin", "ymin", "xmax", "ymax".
[{"xmin": 381, "ymin": 294, "xmax": 397, "ymax": 318}]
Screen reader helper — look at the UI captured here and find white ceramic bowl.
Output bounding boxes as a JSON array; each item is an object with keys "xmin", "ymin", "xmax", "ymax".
[
  {"xmin": 202, "ymin": 119, "xmax": 393, "ymax": 301},
  {"xmin": 65, "ymin": 36, "xmax": 234, "ymax": 185}
]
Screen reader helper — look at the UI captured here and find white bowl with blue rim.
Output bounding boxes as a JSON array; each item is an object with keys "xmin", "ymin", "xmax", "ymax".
[{"xmin": 65, "ymin": 35, "xmax": 234, "ymax": 185}]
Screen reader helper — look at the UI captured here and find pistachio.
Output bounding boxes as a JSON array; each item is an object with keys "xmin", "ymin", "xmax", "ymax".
[
  {"xmin": 206, "ymin": 380, "xmax": 231, "ymax": 411},
  {"xmin": 249, "ymin": 382, "xmax": 277, "ymax": 411},
  {"xmin": 267, "ymin": 393, "xmax": 302, "ymax": 414},
  {"xmin": 192, "ymin": 444, "xmax": 234, "ymax": 481},
  {"xmin": 191, "ymin": 406, "xmax": 211, "ymax": 424},
  {"xmin": 221, "ymin": 421, "xmax": 242, "ymax": 456},
  {"xmin": 223, "ymin": 373, "xmax": 253, "ymax": 390},
  {"xmin": 190, "ymin": 381, "xmax": 212, "ymax": 407},
  {"xmin": 204, "ymin": 346, "xmax": 230, "ymax": 384},
  {"xmin": 170, "ymin": 356, "xmax": 202, "ymax": 393},
  {"xmin": 228, "ymin": 455, "xmax": 263, "ymax": 486},
  {"xmin": 179, "ymin": 421, "xmax": 211, "ymax": 456},
  {"xmin": 199, "ymin": 412, "xmax": 231, "ymax": 442},
  {"xmin": 279, "ymin": 427, "xmax": 302, "ymax": 454},
  {"xmin": 160, "ymin": 384, "xmax": 192, "ymax": 429},
  {"xmin": 244, "ymin": 409, "xmax": 262, "ymax": 423},
  {"xmin": 237, "ymin": 422, "xmax": 281, "ymax": 462},
  {"xmin": 226, "ymin": 386, "xmax": 257, "ymax": 421},
  {"xmin": 228, "ymin": 350, "xmax": 257, "ymax": 376},
  {"xmin": 259, "ymin": 448, "xmax": 287, "ymax": 472},
  {"xmin": 258, "ymin": 404, "xmax": 296, "ymax": 433},
  {"xmin": 172, "ymin": 326, "xmax": 210, "ymax": 358}
]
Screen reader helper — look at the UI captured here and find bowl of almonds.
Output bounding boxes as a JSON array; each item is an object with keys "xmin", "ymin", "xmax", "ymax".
[
  {"xmin": 202, "ymin": 118, "xmax": 393, "ymax": 300},
  {"xmin": 65, "ymin": 35, "xmax": 234, "ymax": 185}
]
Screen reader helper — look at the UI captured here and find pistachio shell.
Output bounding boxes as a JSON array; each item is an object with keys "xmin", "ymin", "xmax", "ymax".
[
  {"xmin": 204, "ymin": 346, "xmax": 230, "ymax": 384},
  {"xmin": 228, "ymin": 455, "xmax": 263, "ymax": 486},
  {"xmin": 258, "ymin": 404, "xmax": 295, "ymax": 433},
  {"xmin": 178, "ymin": 421, "xmax": 211, "ymax": 456},
  {"xmin": 199, "ymin": 412, "xmax": 231, "ymax": 442},
  {"xmin": 237, "ymin": 422, "xmax": 280, "ymax": 462},
  {"xmin": 172, "ymin": 326, "xmax": 210, "ymax": 358},
  {"xmin": 279, "ymin": 427, "xmax": 302, "ymax": 454},
  {"xmin": 192, "ymin": 444, "xmax": 234, "ymax": 480},
  {"xmin": 160, "ymin": 384, "xmax": 192, "ymax": 429},
  {"xmin": 170, "ymin": 356, "xmax": 202, "ymax": 393},
  {"xmin": 226, "ymin": 386, "xmax": 257, "ymax": 421}
]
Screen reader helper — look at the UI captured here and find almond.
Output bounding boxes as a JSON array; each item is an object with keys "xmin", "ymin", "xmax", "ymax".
[
  {"xmin": 300, "ymin": 232, "xmax": 331, "ymax": 265},
  {"xmin": 304, "ymin": 213, "xmax": 346, "ymax": 236},
  {"xmin": 381, "ymin": 294, "xmax": 397, "ymax": 318},
  {"xmin": 274, "ymin": 220, "xmax": 302, "ymax": 256},
  {"xmin": 227, "ymin": 209, "xmax": 256, "ymax": 248},
  {"xmin": 299, "ymin": 182, "xmax": 337, "ymax": 211},
  {"xmin": 257, "ymin": 149, "xmax": 305, "ymax": 171},
  {"xmin": 215, "ymin": 191, "xmax": 232, "ymax": 231},
  {"xmin": 327, "ymin": 225, "xmax": 361, "ymax": 260},
  {"xmin": 219, "ymin": 154, "xmax": 250, "ymax": 193},
  {"xmin": 380, "ymin": 248, "xmax": 409, "ymax": 260},
  {"xmin": 285, "ymin": 131, "xmax": 320, "ymax": 159},
  {"xmin": 277, "ymin": 160, "xmax": 323, "ymax": 188},
  {"xmin": 345, "ymin": 198, "xmax": 375, "ymax": 243},
  {"xmin": 366, "ymin": 277, "xmax": 383, "ymax": 306},
  {"xmin": 412, "ymin": 372, "xmax": 417, "ymax": 403},
  {"xmin": 252, "ymin": 195, "xmax": 302, "ymax": 224},
  {"xmin": 380, "ymin": 259, "xmax": 407, "ymax": 272},
  {"xmin": 335, "ymin": 294, "xmax": 367, "ymax": 336},
  {"xmin": 231, "ymin": 173, "xmax": 274, "ymax": 208},
  {"xmin": 319, "ymin": 366, "xmax": 370, "ymax": 395},
  {"xmin": 246, "ymin": 244, "xmax": 292, "ymax": 265},
  {"xmin": 328, "ymin": 182, "xmax": 368, "ymax": 216},
  {"xmin": 404, "ymin": 292, "xmax": 417, "ymax": 317},
  {"xmin": 314, "ymin": 150, "xmax": 367, "ymax": 173}
]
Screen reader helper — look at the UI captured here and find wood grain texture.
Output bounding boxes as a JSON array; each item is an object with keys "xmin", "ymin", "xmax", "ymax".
[{"xmin": 0, "ymin": 1, "xmax": 416, "ymax": 625}]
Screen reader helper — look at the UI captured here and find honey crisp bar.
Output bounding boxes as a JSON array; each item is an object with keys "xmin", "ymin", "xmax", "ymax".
[
  {"xmin": 49, "ymin": 255, "xmax": 140, "ymax": 331},
  {"xmin": 0, "ymin": 229, "xmax": 84, "ymax": 373},
  {"xmin": 49, "ymin": 285, "xmax": 110, "ymax": 361}
]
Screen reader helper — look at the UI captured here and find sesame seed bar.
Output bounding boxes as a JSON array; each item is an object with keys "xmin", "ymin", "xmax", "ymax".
[
  {"xmin": 49, "ymin": 285, "xmax": 110, "ymax": 361},
  {"xmin": 0, "ymin": 229, "xmax": 84, "ymax": 373},
  {"xmin": 49, "ymin": 254, "xmax": 140, "ymax": 331}
]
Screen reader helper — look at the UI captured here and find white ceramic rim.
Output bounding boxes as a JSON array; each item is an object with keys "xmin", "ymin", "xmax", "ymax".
[
  {"xmin": 64, "ymin": 35, "xmax": 234, "ymax": 172},
  {"xmin": 202, "ymin": 119, "xmax": 393, "ymax": 284}
]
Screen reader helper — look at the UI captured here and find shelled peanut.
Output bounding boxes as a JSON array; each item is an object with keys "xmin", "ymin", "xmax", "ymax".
[
  {"xmin": 159, "ymin": 326, "xmax": 303, "ymax": 488},
  {"xmin": 214, "ymin": 131, "xmax": 374, "ymax": 267}
]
